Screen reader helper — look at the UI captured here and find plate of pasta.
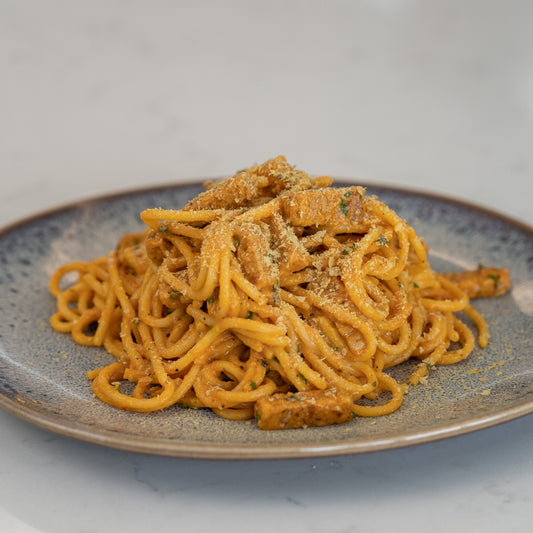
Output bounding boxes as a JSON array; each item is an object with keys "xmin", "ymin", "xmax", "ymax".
[{"xmin": 0, "ymin": 156, "xmax": 532, "ymax": 459}]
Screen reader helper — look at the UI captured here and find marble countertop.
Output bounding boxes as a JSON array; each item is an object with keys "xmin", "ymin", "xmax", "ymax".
[{"xmin": 1, "ymin": 1, "xmax": 532, "ymax": 531}]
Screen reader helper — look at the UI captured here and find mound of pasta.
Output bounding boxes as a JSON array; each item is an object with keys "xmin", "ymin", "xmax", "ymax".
[{"xmin": 50, "ymin": 156, "xmax": 510, "ymax": 430}]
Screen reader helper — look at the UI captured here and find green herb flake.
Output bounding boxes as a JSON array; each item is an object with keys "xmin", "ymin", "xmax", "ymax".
[
  {"xmin": 341, "ymin": 249, "xmax": 349, "ymax": 255},
  {"xmin": 372, "ymin": 381, "xmax": 377, "ymax": 387},
  {"xmin": 169, "ymin": 290, "xmax": 181, "ymax": 299},
  {"xmin": 272, "ymin": 280, "xmax": 281, "ymax": 303},
  {"xmin": 132, "ymin": 317, "xmax": 140, "ymax": 325},
  {"xmin": 246, "ymin": 311, "xmax": 254, "ymax": 319},
  {"xmin": 377, "ymin": 234, "xmax": 389, "ymax": 246},
  {"xmin": 207, "ymin": 294, "xmax": 216, "ymax": 304},
  {"xmin": 250, "ymin": 381, "xmax": 257, "ymax": 390},
  {"xmin": 488, "ymin": 273, "xmax": 501, "ymax": 287},
  {"xmin": 234, "ymin": 236, "xmax": 241, "ymax": 247},
  {"xmin": 412, "ymin": 282, "xmax": 419, "ymax": 288},
  {"xmin": 339, "ymin": 198, "xmax": 349, "ymax": 216}
]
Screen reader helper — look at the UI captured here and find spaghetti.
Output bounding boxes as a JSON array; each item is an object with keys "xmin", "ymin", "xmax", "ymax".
[{"xmin": 49, "ymin": 156, "xmax": 510, "ymax": 429}]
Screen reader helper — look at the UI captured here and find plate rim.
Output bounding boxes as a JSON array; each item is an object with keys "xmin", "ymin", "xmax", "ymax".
[
  {"xmin": 1, "ymin": 180, "xmax": 532, "ymax": 459},
  {"xmin": 1, "ymin": 391, "xmax": 533, "ymax": 459}
]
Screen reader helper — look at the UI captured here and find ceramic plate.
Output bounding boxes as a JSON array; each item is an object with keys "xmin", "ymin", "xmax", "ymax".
[{"xmin": 1, "ymin": 182, "xmax": 532, "ymax": 459}]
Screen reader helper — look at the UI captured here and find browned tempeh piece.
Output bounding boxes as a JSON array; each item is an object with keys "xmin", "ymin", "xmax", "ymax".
[
  {"xmin": 234, "ymin": 222, "xmax": 277, "ymax": 290},
  {"xmin": 268, "ymin": 213, "xmax": 311, "ymax": 275},
  {"xmin": 281, "ymin": 186, "xmax": 370, "ymax": 233},
  {"xmin": 252, "ymin": 154, "xmax": 316, "ymax": 195},
  {"xmin": 255, "ymin": 389, "xmax": 355, "ymax": 430},
  {"xmin": 184, "ymin": 171, "xmax": 269, "ymax": 211},
  {"xmin": 184, "ymin": 155, "xmax": 318, "ymax": 211},
  {"xmin": 441, "ymin": 267, "xmax": 511, "ymax": 298}
]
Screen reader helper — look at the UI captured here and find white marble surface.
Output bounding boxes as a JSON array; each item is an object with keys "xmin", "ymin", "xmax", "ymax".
[{"xmin": 1, "ymin": 1, "xmax": 532, "ymax": 531}]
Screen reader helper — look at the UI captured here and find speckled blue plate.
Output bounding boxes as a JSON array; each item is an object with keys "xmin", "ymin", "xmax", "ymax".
[{"xmin": 0, "ymin": 182, "xmax": 532, "ymax": 459}]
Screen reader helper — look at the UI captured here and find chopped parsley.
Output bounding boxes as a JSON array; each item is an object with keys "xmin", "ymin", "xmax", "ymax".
[
  {"xmin": 272, "ymin": 280, "xmax": 280, "ymax": 302},
  {"xmin": 376, "ymin": 234, "xmax": 389, "ymax": 246},
  {"xmin": 339, "ymin": 198, "xmax": 349, "ymax": 216},
  {"xmin": 339, "ymin": 191, "xmax": 354, "ymax": 216},
  {"xmin": 488, "ymin": 273, "xmax": 501, "ymax": 287},
  {"xmin": 158, "ymin": 222, "xmax": 171, "ymax": 234}
]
